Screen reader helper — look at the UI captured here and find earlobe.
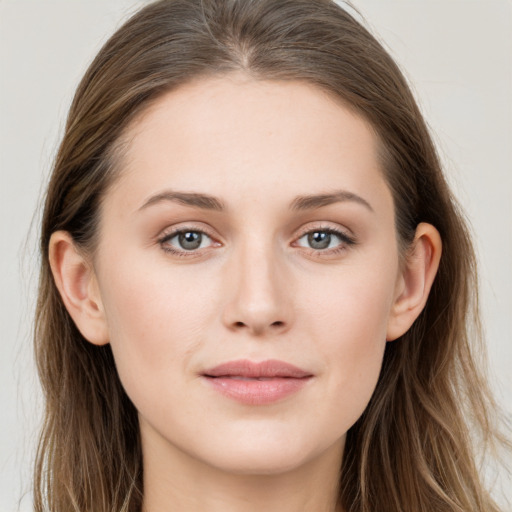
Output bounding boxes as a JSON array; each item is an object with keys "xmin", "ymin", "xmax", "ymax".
[
  {"xmin": 48, "ymin": 231, "xmax": 109, "ymax": 346},
  {"xmin": 386, "ymin": 222, "xmax": 442, "ymax": 341}
]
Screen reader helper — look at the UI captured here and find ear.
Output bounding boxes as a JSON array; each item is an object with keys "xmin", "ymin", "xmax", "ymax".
[
  {"xmin": 48, "ymin": 231, "xmax": 109, "ymax": 346},
  {"xmin": 386, "ymin": 222, "xmax": 442, "ymax": 341}
]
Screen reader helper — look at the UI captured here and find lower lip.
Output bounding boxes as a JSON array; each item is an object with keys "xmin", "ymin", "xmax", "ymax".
[{"xmin": 203, "ymin": 376, "xmax": 312, "ymax": 405}]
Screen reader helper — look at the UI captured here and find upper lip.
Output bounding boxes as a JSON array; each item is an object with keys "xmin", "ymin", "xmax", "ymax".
[{"xmin": 203, "ymin": 359, "xmax": 312, "ymax": 378}]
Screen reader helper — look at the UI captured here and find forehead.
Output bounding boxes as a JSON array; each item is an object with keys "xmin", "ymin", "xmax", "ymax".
[{"xmin": 110, "ymin": 73, "xmax": 390, "ymax": 213}]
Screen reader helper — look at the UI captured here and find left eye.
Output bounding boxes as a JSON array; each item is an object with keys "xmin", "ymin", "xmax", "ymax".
[
  {"xmin": 162, "ymin": 230, "xmax": 213, "ymax": 251},
  {"xmin": 296, "ymin": 230, "xmax": 349, "ymax": 250}
]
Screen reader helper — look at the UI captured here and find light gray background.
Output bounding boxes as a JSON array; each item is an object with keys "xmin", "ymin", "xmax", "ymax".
[{"xmin": 1, "ymin": 1, "xmax": 511, "ymax": 510}]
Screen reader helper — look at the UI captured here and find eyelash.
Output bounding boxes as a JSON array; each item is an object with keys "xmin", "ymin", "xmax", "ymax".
[{"xmin": 157, "ymin": 225, "xmax": 356, "ymax": 258}]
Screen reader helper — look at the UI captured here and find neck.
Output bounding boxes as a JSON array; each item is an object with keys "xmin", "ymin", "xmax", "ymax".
[{"xmin": 141, "ymin": 425, "xmax": 344, "ymax": 512}]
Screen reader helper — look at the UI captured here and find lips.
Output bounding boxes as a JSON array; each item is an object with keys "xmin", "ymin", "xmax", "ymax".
[
  {"xmin": 201, "ymin": 359, "xmax": 313, "ymax": 405},
  {"xmin": 204, "ymin": 359, "xmax": 312, "ymax": 379}
]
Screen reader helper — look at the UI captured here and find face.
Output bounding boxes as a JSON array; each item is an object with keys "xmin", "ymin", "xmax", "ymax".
[{"xmin": 91, "ymin": 74, "xmax": 403, "ymax": 476}]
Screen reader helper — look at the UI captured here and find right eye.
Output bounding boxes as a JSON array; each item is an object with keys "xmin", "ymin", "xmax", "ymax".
[{"xmin": 158, "ymin": 228, "xmax": 217, "ymax": 256}]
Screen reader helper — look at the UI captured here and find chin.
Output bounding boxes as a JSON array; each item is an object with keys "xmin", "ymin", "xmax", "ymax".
[{"xmin": 196, "ymin": 431, "xmax": 335, "ymax": 477}]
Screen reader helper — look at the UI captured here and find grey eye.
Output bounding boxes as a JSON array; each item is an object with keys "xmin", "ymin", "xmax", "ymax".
[
  {"xmin": 297, "ymin": 230, "xmax": 345, "ymax": 251},
  {"xmin": 162, "ymin": 230, "xmax": 214, "ymax": 252},
  {"xmin": 178, "ymin": 231, "xmax": 203, "ymax": 250},
  {"xmin": 307, "ymin": 231, "xmax": 332, "ymax": 250}
]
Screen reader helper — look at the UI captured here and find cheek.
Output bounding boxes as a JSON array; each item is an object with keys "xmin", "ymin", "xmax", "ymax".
[
  {"xmin": 303, "ymin": 263, "xmax": 397, "ymax": 422},
  {"xmin": 96, "ymin": 253, "xmax": 211, "ymax": 398}
]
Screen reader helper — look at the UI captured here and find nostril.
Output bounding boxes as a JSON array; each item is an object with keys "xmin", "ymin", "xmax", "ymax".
[{"xmin": 232, "ymin": 320, "xmax": 284, "ymax": 330}]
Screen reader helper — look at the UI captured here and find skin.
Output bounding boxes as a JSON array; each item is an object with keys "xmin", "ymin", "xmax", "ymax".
[{"xmin": 50, "ymin": 73, "xmax": 441, "ymax": 512}]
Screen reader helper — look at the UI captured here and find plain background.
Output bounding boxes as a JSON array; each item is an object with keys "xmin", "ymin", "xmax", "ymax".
[{"xmin": 1, "ymin": 0, "xmax": 511, "ymax": 510}]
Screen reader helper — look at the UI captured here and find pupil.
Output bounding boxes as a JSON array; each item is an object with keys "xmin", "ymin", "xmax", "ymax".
[
  {"xmin": 179, "ymin": 232, "xmax": 202, "ymax": 250},
  {"xmin": 308, "ymin": 231, "xmax": 330, "ymax": 249}
]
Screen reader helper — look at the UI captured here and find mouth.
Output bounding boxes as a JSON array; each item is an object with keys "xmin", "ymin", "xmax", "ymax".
[
  {"xmin": 201, "ymin": 359, "xmax": 313, "ymax": 405},
  {"xmin": 203, "ymin": 359, "xmax": 312, "ymax": 378}
]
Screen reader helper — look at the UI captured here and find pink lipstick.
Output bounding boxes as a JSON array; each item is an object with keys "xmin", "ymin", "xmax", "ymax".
[{"xmin": 202, "ymin": 359, "xmax": 313, "ymax": 405}]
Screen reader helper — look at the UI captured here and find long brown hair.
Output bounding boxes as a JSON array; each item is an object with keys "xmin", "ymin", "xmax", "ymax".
[{"xmin": 34, "ymin": 1, "xmax": 510, "ymax": 511}]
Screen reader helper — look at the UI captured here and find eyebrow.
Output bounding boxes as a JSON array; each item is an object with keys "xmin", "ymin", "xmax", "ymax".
[
  {"xmin": 290, "ymin": 190, "xmax": 374, "ymax": 212},
  {"xmin": 139, "ymin": 188, "xmax": 373, "ymax": 213},
  {"xmin": 139, "ymin": 191, "xmax": 225, "ymax": 211}
]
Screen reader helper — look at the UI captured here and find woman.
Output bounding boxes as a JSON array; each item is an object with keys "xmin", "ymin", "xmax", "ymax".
[{"xmin": 33, "ymin": 0, "xmax": 510, "ymax": 511}]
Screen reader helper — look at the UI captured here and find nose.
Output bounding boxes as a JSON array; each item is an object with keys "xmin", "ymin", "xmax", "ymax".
[{"xmin": 221, "ymin": 239, "xmax": 293, "ymax": 337}]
